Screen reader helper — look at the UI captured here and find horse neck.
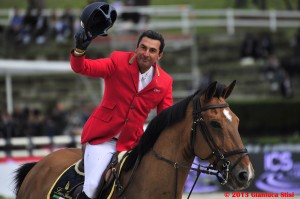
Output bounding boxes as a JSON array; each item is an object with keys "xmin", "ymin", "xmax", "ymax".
[
  {"xmin": 119, "ymin": 103, "xmax": 197, "ymax": 198},
  {"xmin": 125, "ymin": 119, "xmax": 195, "ymax": 198},
  {"xmin": 153, "ymin": 119, "xmax": 195, "ymax": 164}
]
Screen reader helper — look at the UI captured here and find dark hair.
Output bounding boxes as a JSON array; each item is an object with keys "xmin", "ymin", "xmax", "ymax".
[{"xmin": 137, "ymin": 30, "xmax": 165, "ymax": 53}]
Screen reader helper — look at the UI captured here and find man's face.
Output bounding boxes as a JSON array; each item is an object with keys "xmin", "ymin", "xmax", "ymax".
[{"xmin": 135, "ymin": 37, "xmax": 163, "ymax": 72}]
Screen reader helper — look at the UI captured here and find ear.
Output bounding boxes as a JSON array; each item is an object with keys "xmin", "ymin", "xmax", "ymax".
[
  {"xmin": 205, "ymin": 81, "xmax": 217, "ymax": 101},
  {"xmin": 158, "ymin": 51, "xmax": 164, "ymax": 60},
  {"xmin": 223, "ymin": 80, "xmax": 236, "ymax": 99}
]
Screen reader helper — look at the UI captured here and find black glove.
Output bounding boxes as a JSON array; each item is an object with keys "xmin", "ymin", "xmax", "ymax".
[{"xmin": 74, "ymin": 28, "xmax": 94, "ymax": 51}]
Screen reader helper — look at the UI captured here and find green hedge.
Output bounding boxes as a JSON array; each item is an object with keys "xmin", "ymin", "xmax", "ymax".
[{"xmin": 229, "ymin": 99, "xmax": 300, "ymax": 136}]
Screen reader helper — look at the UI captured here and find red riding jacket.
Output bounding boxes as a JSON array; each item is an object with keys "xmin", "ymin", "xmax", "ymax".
[{"xmin": 70, "ymin": 50, "xmax": 173, "ymax": 151}]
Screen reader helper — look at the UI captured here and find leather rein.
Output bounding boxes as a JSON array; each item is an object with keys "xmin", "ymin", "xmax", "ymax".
[{"xmin": 151, "ymin": 93, "xmax": 249, "ymax": 199}]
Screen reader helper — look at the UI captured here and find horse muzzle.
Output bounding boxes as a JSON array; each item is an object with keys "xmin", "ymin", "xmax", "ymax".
[{"xmin": 226, "ymin": 161, "xmax": 255, "ymax": 190}]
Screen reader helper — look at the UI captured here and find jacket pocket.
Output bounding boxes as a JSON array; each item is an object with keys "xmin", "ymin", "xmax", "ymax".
[{"xmin": 93, "ymin": 101, "xmax": 116, "ymax": 122}]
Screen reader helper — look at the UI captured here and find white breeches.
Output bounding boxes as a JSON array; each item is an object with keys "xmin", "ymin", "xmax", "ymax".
[{"xmin": 83, "ymin": 141, "xmax": 117, "ymax": 198}]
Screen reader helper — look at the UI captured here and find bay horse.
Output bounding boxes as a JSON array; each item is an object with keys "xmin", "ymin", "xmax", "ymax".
[{"xmin": 14, "ymin": 80, "xmax": 254, "ymax": 199}]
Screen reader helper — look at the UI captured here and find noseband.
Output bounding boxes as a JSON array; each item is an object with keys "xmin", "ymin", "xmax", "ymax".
[{"xmin": 191, "ymin": 94, "xmax": 248, "ymax": 184}]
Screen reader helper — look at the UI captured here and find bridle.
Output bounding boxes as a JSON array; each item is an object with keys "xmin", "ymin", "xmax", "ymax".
[
  {"xmin": 151, "ymin": 93, "xmax": 249, "ymax": 199},
  {"xmin": 190, "ymin": 93, "xmax": 248, "ymax": 184}
]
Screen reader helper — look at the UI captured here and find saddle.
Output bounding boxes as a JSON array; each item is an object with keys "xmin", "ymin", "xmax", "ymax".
[
  {"xmin": 47, "ymin": 151, "xmax": 128, "ymax": 199},
  {"xmin": 92, "ymin": 151, "xmax": 125, "ymax": 197}
]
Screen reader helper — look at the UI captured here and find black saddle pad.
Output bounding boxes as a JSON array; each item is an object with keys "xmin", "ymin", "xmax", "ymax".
[{"xmin": 47, "ymin": 162, "xmax": 84, "ymax": 199}]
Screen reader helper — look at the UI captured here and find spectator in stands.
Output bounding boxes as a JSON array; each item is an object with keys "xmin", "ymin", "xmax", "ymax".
[
  {"xmin": 71, "ymin": 28, "xmax": 173, "ymax": 198},
  {"xmin": 257, "ymin": 31, "xmax": 273, "ymax": 59},
  {"xmin": 27, "ymin": 108, "xmax": 45, "ymax": 136},
  {"xmin": 240, "ymin": 31, "xmax": 274, "ymax": 66},
  {"xmin": 19, "ymin": 8, "xmax": 38, "ymax": 44},
  {"xmin": 60, "ymin": 7, "xmax": 75, "ymax": 40},
  {"xmin": 48, "ymin": 10, "xmax": 62, "ymax": 41},
  {"xmin": 33, "ymin": 9, "xmax": 49, "ymax": 44},
  {"xmin": 280, "ymin": 29, "xmax": 300, "ymax": 77},
  {"xmin": 44, "ymin": 102, "xmax": 68, "ymax": 136},
  {"xmin": 240, "ymin": 32, "xmax": 259, "ymax": 66},
  {"xmin": 134, "ymin": 0, "xmax": 151, "ymax": 24},
  {"xmin": 280, "ymin": 71, "xmax": 293, "ymax": 98},
  {"xmin": 262, "ymin": 54, "xmax": 293, "ymax": 98},
  {"xmin": 0, "ymin": 110, "xmax": 14, "ymax": 139},
  {"xmin": 11, "ymin": 106, "xmax": 30, "ymax": 137},
  {"xmin": 6, "ymin": 7, "xmax": 23, "ymax": 44},
  {"xmin": 240, "ymin": 32, "xmax": 258, "ymax": 59},
  {"xmin": 119, "ymin": 0, "xmax": 142, "ymax": 33},
  {"xmin": 48, "ymin": 8, "xmax": 74, "ymax": 43},
  {"xmin": 0, "ymin": 110, "xmax": 13, "ymax": 154},
  {"xmin": 121, "ymin": 0, "xmax": 141, "ymax": 24},
  {"xmin": 63, "ymin": 104, "xmax": 85, "ymax": 136}
]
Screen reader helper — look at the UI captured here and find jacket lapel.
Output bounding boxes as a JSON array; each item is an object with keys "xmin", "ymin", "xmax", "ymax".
[{"xmin": 128, "ymin": 54, "xmax": 139, "ymax": 92}]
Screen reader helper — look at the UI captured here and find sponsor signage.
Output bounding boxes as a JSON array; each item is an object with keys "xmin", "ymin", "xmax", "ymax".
[{"xmin": 184, "ymin": 151, "xmax": 300, "ymax": 193}]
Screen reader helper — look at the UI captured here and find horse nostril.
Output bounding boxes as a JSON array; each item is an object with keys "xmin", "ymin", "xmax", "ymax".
[{"xmin": 237, "ymin": 171, "xmax": 248, "ymax": 183}]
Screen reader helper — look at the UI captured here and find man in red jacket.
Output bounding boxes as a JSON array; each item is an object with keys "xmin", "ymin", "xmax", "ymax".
[{"xmin": 70, "ymin": 29, "xmax": 173, "ymax": 199}]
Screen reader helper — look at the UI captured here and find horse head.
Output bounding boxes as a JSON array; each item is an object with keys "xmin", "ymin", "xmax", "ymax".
[{"xmin": 191, "ymin": 80, "xmax": 254, "ymax": 190}]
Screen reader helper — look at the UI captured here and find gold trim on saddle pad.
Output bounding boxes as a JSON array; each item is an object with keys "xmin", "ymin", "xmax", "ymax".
[
  {"xmin": 47, "ymin": 160, "xmax": 81, "ymax": 199},
  {"xmin": 74, "ymin": 160, "xmax": 85, "ymax": 176}
]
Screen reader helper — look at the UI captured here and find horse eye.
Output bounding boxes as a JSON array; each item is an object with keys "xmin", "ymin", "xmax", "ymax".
[{"xmin": 210, "ymin": 121, "xmax": 221, "ymax": 128}]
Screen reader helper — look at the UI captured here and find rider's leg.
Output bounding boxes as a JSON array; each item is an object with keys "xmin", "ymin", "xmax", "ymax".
[{"xmin": 82, "ymin": 140, "xmax": 116, "ymax": 198}]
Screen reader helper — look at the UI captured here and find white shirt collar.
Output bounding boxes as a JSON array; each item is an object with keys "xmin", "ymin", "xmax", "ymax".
[{"xmin": 138, "ymin": 66, "xmax": 154, "ymax": 91}]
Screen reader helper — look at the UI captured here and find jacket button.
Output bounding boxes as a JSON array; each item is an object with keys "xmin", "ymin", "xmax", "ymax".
[
  {"xmin": 130, "ymin": 105, "xmax": 134, "ymax": 109},
  {"xmin": 125, "ymin": 119, "xmax": 129, "ymax": 122},
  {"xmin": 136, "ymin": 93, "xmax": 139, "ymax": 97}
]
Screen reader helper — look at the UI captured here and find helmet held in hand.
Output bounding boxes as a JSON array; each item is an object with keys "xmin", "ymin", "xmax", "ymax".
[{"xmin": 80, "ymin": 2, "xmax": 117, "ymax": 37}]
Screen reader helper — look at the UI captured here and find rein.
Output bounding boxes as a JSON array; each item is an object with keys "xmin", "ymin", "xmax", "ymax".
[{"xmin": 151, "ymin": 149, "xmax": 229, "ymax": 199}]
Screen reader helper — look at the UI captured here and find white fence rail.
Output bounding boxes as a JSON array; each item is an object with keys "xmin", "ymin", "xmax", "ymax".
[
  {"xmin": 1, "ymin": 6, "xmax": 300, "ymax": 35},
  {"xmin": 0, "ymin": 135, "xmax": 81, "ymax": 158},
  {"xmin": 2, "ymin": 135, "xmax": 300, "ymax": 159}
]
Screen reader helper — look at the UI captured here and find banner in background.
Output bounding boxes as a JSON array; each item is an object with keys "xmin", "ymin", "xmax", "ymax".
[{"xmin": 184, "ymin": 151, "xmax": 300, "ymax": 193}]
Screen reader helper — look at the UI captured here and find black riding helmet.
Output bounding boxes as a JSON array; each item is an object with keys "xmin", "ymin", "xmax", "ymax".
[{"xmin": 80, "ymin": 2, "xmax": 117, "ymax": 37}]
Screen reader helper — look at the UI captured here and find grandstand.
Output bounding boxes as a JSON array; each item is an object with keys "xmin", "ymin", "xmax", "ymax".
[
  {"xmin": 1, "ymin": 5, "xmax": 300, "ymax": 104},
  {"xmin": 0, "ymin": 0, "xmax": 299, "ymax": 146},
  {"xmin": 0, "ymin": 1, "xmax": 299, "ymax": 148}
]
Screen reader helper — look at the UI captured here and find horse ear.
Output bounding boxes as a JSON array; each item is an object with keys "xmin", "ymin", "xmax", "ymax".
[
  {"xmin": 223, "ymin": 80, "xmax": 236, "ymax": 99},
  {"xmin": 205, "ymin": 81, "xmax": 217, "ymax": 101}
]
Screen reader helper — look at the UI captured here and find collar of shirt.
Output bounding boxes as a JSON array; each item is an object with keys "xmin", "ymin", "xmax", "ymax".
[{"xmin": 138, "ymin": 66, "xmax": 154, "ymax": 91}]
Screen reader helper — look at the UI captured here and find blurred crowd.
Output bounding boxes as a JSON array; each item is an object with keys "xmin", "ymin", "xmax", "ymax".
[
  {"xmin": 0, "ymin": 102, "xmax": 94, "ymax": 140},
  {"xmin": 6, "ymin": 7, "xmax": 75, "ymax": 45},
  {"xmin": 1, "ymin": 1, "xmax": 299, "ymax": 143},
  {"xmin": 4, "ymin": 0, "xmax": 150, "ymax": 46},
  {"xmin": 239, "ymin": 29, "xmax": 300, "ymax": 98}
]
